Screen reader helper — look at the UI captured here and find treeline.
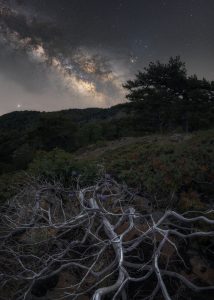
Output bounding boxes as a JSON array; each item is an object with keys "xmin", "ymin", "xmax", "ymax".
[{"xmin": 0, "ymin": 105, "xmax": 131, "ymax": 173}]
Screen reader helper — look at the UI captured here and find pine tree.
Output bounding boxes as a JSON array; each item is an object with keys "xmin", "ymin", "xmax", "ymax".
[{"xmin": 124, "ymin": 57, "xmax": 214, "ymax": 131}]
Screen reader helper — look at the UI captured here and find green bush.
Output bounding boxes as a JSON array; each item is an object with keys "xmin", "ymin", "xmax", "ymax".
[{"xmin": 28, "ymin": 148, "xmax": 99, "ymax": 186}]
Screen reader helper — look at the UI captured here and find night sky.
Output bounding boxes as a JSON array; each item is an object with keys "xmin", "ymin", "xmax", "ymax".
[{"xmin": 0, "ymin": 0, "xmax": 214, "ymax": 115}]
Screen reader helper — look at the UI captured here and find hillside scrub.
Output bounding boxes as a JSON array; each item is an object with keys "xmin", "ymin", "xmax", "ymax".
[
  {"xmin": 0, "ymin": 129, "xmax": 213, "ymax": 211},
  {"xmin": 77, "ymin": 130, "xmax": 214, "ymax": 211}
]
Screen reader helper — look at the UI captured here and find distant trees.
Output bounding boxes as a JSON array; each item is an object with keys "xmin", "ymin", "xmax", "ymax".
[
  {"xmin": 124, "ymin": 56, "xmax": 214, "ymax": 132},
  {"xmin": 29, "ymin": 113, "xmax": 78, "ymax": 151}
]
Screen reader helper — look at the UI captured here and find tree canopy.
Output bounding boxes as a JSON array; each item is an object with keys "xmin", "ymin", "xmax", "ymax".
[{"xmin": 124, "ymin": 57, "xmax": 214, "ymax": 132}]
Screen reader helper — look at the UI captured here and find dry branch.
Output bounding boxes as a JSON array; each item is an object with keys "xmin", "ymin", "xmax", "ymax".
[{"xmin": 0, "ymin": 176, "xmax": 214, "ymax": 299}]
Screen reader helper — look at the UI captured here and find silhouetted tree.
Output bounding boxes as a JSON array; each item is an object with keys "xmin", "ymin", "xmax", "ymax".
[{"xmin": 124, "ymin": 57, "xmax": 214, "ymax": 132}]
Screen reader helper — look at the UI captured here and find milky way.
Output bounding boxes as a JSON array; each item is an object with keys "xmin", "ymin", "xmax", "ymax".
[{"xmin": 0, "ymin": 0, "xmax": 214, "ymax": 115}]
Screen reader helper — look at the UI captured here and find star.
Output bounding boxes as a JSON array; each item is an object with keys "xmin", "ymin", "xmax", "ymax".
[{"xmin": 130, "ymin": 56, "xmax": 138, "ymax": 64}]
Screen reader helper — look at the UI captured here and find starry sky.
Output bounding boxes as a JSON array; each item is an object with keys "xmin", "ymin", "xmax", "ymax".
[{"xmin": 0, "ymin": 0, "xmax": 214, "ymax": 115}]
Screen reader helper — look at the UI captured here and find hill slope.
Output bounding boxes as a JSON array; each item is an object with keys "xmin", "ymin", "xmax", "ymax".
[{"xmin": 0, "ymin": 99, "xmax": 213, "ymax": 176}]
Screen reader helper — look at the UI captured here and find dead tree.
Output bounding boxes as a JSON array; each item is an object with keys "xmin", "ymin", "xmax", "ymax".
[{"xmin": 0, "ymin": 176, "xmax": 214, "ymax": 299}]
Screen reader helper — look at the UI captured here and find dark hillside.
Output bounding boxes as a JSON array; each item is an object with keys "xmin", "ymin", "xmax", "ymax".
[{"xmin": 0, "ymin": 97, "xmax": 213, "ymax": 175}]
